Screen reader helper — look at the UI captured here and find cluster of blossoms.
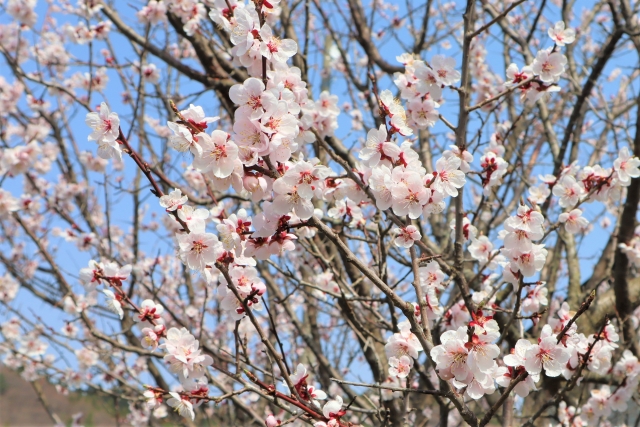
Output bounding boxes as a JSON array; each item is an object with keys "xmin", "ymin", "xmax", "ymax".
[
  {"xmin": 358, "ymin": 109, "xmax": 468, "ymax": 225},
  {"xmin": 554, "ymin": 329, "xmax": 635, "ymax": 425},
  {"xmin": 82, "ymin": 1, "xmax": 353, "ymax": 420},
  {"xmin": 150, "ymin": 328, "xmax": 213, "ymax": 420},
  {"xmin": 72, "ymin": 3, "xmax": 640, "ymax": 424},
  {"xmin": 287, "ymin": 364, "xmax": 349, "ymax": 427},
  {"xmin": 428, "ymin": 299, "xmax": 620, "ymax": 403},
  {"xmin": 499, "ymin": 205, "xmax": 548, "ymax": 282},
  {"xmin": 384, "ymin": 320, "xmax": 424, "ymax": 384},
  {"xmin": 504, "ymin": 21, "xmax": 575, "ymax": 104},
  {"xmin": 393, "ymin": 53, "xmax": 458, "ymax": 129},
  {"xmin": 85, "ymin": 103, "xmax": 122, "ymax": 160}
]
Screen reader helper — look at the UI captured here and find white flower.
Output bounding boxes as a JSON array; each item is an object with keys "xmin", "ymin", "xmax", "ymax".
[
  {"xmin": 393, "ymin": 225, "xmax": 422, "ymax": 248},
  {"xmin": 391, "ymin": 172, "xmax": 429, "ymax": 219},
  {"xmin": 469, "ymin": 236, "xmax": 493, "ymax": 263},
  {"xmin": 177, "ymin": 232, "xmax": 221, "ymax": 271},
  {"xmin": 162, "ymin": 327, "xmax": 213, "ymax": 379},
  {"xmin": 385, "ymin": 321, "xmax": 423, "ymax": 359},
  {"xmin": 521, "ymin": 283, "xmax": 548, "ymax": 315},
  {"xmin": 177, "ymin": 205, "xmax": 210, "ymax": 234},
  {"xmin": 419, "ymin": 261, "xmax": 445, "ymax": 290},
  {"xmin": 136, "ymin": 299, "xmax": 164, "ymax": 324},
  {"xmin": 548, "ymin": 22, "xmax": 576, "ymax": 46},
  {"xmin": 531, "ymin": 49, "xmax": 567, "ymax": 84},
  {"xmin": 85, "ymin": 102, "xmax": 120, "ymax": 144},
  {"xmin": 614, "ymin": 147, "xmax": 640, "ymax": 184},
  {"xmin": 359, "ymin": 125, "xmax": 399, "ymax": 167},
  {"xmin": 505, "ymin": 63, "xmax": 533, "ymax": 87},
  {"xmin": 140, "ymin": 327, "xmax": 160, "ymax": 350},
  {"xmin": 503, "ymin": 339, "xmax": 532, "ymax": 368},
  {"xmin": 159, "ymin": 188, "xmax": 188, "ymax": 211},
  {"xmin": 102, "ymin": 289, "xmax": 123, "ymax": 319},
  {"xmin": 167, "ymin": 122, "xmax": 196, "ymax": 153},
  {"xmin": 466, "ymin": 331, "xmax": 501, "ymax": 375},
  {"xmin": 192, "ymin": 130, "xmax": 239, "ymax": 178},
  {"xmin": 430, "ymin": 55, "xmax": 461, "ymax": 86},
  {"xmin": 229, "ymin": 77, "xmax": 267, "ymax": 120},
  {"xmin": 432, "ymin": 156, "xmax": 466, "ymax": 197},
  {"xmin": 0, "ymin": 273, "xmax": 19, "ymax": 302},
  {"xmin": 558, "ymin": 209, "xmax": 589, "ymax": 233},
  {"xmin": 388, "ymin": 355, "xmax": 413, "ymax": 378},
  {"xmin": 180, "ymin": 104, "xmax": 219, "ymax": 129},
  {"xmin": 75, "ymin": 348, "xmax": 99, "ymax": 369},
  {"xmin": 430, "ymin": 326, "xmax": 471, "ymax": 382},
  {"xmin": 524, "ymin": 326, "xmax": 570, "ymax": 377},
  {"xmin": 508, "ymin": 244, "xmax": 548, "ymax": 277},
  {"xmin": 272, "ymin": 179, "xmax": 314, "ymax": 220},
  {"xmin": 167, "ymin": 392, "xmax": 195, "ymax": 420},
  {"xmin": 552, "ymin": 175, "xmax": 583, "ymax": 208},
  {"xmin": 322, "ymin": 395, "xmax": 343, "ymax": 419},
  {"xmin": 85, "ymin": 102, "xmax": 122, "ymax": 160},
  {"xmin": 260, "ymin": 24, "xmax": 297, "ymax": 63}
]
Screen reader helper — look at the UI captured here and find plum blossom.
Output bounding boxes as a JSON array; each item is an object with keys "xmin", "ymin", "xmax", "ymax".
[
  {"xmin": 141, "ymin": 327, "xmax": 162, "ymax": 350},
  {"xmin": 359, "ymin": 125, "xmax": 398, "ymax": 167},
  {"xmin": 553, "ymin": 175, "xmax": 584, "ymax": 208},
  {"xmin": 177, "ymin": 232, "xmax": 221, "ymax": 271},
  {"xmin": 192, "ymin": 130, "xmax": 239, "ymax": 178},
  {"xmin": 558, "ymin": 209, "xmax": 589, "ymax": 233},
  {"xmin": 218, "ymin": 266, "xmax": 266, "ymax": 319},
  {"xmin": 177, "ymin": 206, "xmax": 210, "ymax": 233},
  {"xmin": 391, "ymin": 173, "xmax": 429, "ymax": 218},
  {"xmin": 419, "ymin": 261, "xmax": 445, "ymax": 290},
  {"xmin": 0, "ymin": 273, "xmax": 19, "ymax": 302},
  {"xmin": 511, "ymin": 244, "xmax": 548, "ymax": 277},
  {"xmin": 265, "ymin": 415, "xmax": 281, "ymax": 427},
  {"xmin": 388, "ymin": 355, "xmax": 413, "ymax": 378},
  {"xmin": 229, "ymin": 77, "xmax": 267, "ymax": 120},
  {"xmin": 443, "ymin": 145, "xmax": 473, "ymax": 173},
  {"xmin": 466, "ymin": 330, "xmax": 501, "ymax": 374},
  {"xmin": 0, "ymin": 190, "xmax": 19, "ymax": 218},
  {"xmin": 385, "ymin": 321, "xmax": 423, "ymax": 359},
  {"xmin": 613, "ymin": 147, "xmax": 640, "ymax": 184},
  {"xmin": 431, "ymin": 156, "xmax": 466, "ymax": 197},
  {"xmin": 159, "ymin": 188, "xmax": 188, "ymax": 212},
  {"xmin": 260, "ymin": 24, "xmax": 297, "ymax": 63},
  {"xmin": 408, "ymin": 97, "xmax": 439, "ymax": 129},
  {"xmin": 469, "ymin": 236, "xmax": 493, "ymax": 263},
  {"xmin": 495, "ymin": 365, "xmax": 537, "ymax": 397},
  {"xmin": 162, "ymin": 327, "xmax": 213, "ymax": 379},
  {"xmin": 137, "ymin": 0, "xmax": 167, "ymax": 24},
  {"xmin": 167, "ymin": 392, "xmax": 195, "ymax": 420},
  {"xmin": 521, "ymin": 283, "xmax": 548, "ymax": 315},
  {"xmin": 287, "ymin": 364, "xmax": 327, "ymax": 405},
  {"xmin": 76, "ymin": 348, "xmax": 99, "ymax": 369},
  {"xmin": 531, "ymin": 49, "xmax": 567, "ymax": 84},
  {"xmin": 85, "ymin": 102, "xmax": 122, "ymax": 159},
  {"xmin": 321, "ymin": 395, "xmax": 344, "ymax": 421},
  {"xmin": 430, "ymin": 326, "xmax": 471, "ymax": 382},
  {"xmin": 102, "ymin": 289, "xmax": 124, "ymax": 319},
  {"xmin": 524, "ymin": 325, "xmax": 570, "ymax": 377},
  {"xmin": 505, "ymin": 63, "xmax": 533, "ymax": 88},
  {"xmin": 479, "ymin": 152, "xmax": 508, "ymax": 195},
  {"xmin": 392, "ymin": 225, "xmax": 422, "ymax": 248},
  {"xmin": 430, "ymin": 55, "xmax": 461, "ymax": 86},
  {"xmin": 548, "ymin": 22, "xmax": 576, "ymax": 46},
  {"xmin": 136, "ymin": 300, "xmax": 164, "ymax": 325}
]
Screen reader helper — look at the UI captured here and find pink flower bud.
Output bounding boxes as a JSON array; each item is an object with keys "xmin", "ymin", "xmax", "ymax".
[
  {"xmin": 243, "ymin": 174, "xmax": 261, "ymax": 192},
  {"xmin": 265, "ymin": 414, "xmax": 280, "ymax": 427}
]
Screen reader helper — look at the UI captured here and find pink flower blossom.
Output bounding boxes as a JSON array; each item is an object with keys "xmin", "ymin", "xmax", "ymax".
[{"xmin": 548, "ymin": 21, "xmax": 576, "ymax": 46}]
